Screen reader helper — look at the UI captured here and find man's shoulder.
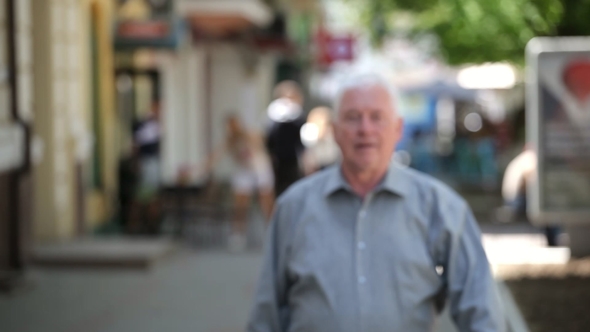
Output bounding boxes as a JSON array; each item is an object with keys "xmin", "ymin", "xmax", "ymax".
[
  {"xmin": 398, "ymin": 167, "xmax": 473, "ymax": 235},
  {"xmin": 277, "ymin": 168, "xmax": 333, "ymax": 205},
  {"xmin": 398, "ymin": 165, "xmax": 467, "ymax": 208}
]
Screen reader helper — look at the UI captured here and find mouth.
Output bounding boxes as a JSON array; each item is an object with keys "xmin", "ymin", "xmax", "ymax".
[{"xmin": 354, "ymin": 143, "xmax": 377, "ymax": 151}]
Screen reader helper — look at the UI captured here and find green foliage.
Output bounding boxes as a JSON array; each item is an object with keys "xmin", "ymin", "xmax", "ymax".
[{"xmin": 355, "ymin": 0, "xmax": 590, "ymax": 64}]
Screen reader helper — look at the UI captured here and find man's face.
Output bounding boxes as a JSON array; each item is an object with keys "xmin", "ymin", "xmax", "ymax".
[{"xmin": 333, "ymin": 85, "xmax": 403, "ymax": 174}]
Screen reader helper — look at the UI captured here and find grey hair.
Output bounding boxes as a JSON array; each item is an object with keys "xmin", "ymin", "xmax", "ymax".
[{"xmin": 332, "ymin": 73, "xmax": 402, "ymax": 120}]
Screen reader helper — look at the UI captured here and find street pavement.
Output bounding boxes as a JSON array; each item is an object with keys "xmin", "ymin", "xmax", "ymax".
[
  {"xmin": 0, "ymin": 220, "xmax": 557, "ymax": 332},
  {"xmin": 0, "ymin": 250, "xmax": 263, "ymax": 332}
]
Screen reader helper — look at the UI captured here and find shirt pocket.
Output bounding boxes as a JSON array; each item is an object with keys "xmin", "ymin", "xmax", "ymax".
[
  {"xmin": 287, "ymin": 214, "xmax": 354, "ymax": 283},
  {"xmin": 389, "ymin": 219, "xmax": 443, "ymax": 315}
]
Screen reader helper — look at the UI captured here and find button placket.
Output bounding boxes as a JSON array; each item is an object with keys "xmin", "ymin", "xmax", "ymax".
[
  {"xmin": 355, "ymin": 193, "xmax": 373, "ymax": 285},
  {"xmin": 355, "ymin": 193, "xmax": 374, "ymax": 329}
]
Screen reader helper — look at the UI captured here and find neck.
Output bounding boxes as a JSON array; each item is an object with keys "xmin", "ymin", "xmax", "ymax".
[{"xmin": 341, "ymin": 164, "xmax": 388, "ymax": 198}]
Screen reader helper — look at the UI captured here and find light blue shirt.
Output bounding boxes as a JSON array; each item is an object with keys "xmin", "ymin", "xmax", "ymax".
[{"xmin": 248, "ymin": 163, "xmax": 505, "ymax": 332}]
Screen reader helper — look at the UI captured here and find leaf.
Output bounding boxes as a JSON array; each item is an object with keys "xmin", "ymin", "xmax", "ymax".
[{"xmin": 355, "ymin": 0, "xmax": 582, "ymax": 64}]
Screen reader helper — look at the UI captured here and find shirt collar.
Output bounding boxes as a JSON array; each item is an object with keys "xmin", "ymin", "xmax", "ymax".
[{"xmin": 323, "ymin": 162, "xmax": 410, "ymax": 198}]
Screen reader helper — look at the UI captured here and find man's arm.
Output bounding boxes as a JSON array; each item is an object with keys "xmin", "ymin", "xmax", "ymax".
[
  {"xmin": 448, "ymin": 206, "xmax": 506, "ymax": 332},
  {"xmin": 247, "ymin": 202, "xmax": 290, "ymax": 332}
]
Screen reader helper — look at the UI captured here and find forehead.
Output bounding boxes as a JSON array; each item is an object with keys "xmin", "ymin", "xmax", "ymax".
[{"xmin": 339, "ymin": 84, "xmax": 393, "ymax": 112}]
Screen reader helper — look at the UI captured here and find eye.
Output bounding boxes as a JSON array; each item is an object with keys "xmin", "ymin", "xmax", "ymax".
[
  {"xmin": 370, "ymin": 111, "xmax": 383, "ymax": 122},
  {"xmin": 343, "ymin": 111, "xmax": 360, "ymax": 122}
]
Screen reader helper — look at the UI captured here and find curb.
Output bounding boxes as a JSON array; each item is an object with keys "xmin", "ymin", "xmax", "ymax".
[{"xmin": 497, "ymin": 281, "xmax": 530, "ymax": 332}]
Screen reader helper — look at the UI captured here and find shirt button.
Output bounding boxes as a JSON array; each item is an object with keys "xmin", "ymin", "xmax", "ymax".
[
  {"xmin": 358, "ymin": 276, "xmax": 366, "ymax": 284},
  {"xmin": 358, "ymin": 242, "xmax": 366, "ymax": 250},
  {"xmin": 359, "ymin": 211, "xmax": 366, "ymax": 219}
]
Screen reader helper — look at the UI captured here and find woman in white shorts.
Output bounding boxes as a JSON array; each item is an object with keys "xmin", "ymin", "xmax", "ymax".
[{"xmin": 199, "ymin": 115, "xmax": 275, "ymax": 251}]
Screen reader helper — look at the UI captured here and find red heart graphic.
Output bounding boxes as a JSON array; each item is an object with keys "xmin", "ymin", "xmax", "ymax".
[{"xmin": 563, "ymin": 60, "xmax": 590, "ymax": 103}]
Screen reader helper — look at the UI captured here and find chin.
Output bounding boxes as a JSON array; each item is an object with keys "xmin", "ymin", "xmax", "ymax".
[{"xmin": 350, "ymin": 159, "xmax": 378, "ymax": 172}]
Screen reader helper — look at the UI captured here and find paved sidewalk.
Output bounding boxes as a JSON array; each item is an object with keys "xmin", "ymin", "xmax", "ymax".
[
  {"xmin": 0, "ymin": 250, "xmax": 263, "ymax": 332},
  {"xmin": 0, "ymin": 222, "xmax": 545, "ymax": 332},
  {"xmin": 0, "ymin": 247, "xmax": 524, "ymax": 332}
]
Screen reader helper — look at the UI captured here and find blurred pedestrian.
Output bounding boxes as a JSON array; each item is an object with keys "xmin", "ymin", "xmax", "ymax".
[
  {"xmin": 501, "ymin": 145, "xmax": 560, "ymax": 246},
  {"xmin": 266, "ymin": 80, "xmax": 306, "ymax": 197},
  {"xmin": 127, "ymin": 101, "xmax": 162, "ymax": 234},
  {"xmin": 196, "ymin": 114, "xmax": 274, "ymax": 252},
  {"xmin": 134, "ymin": 101, "xmax": 162, "ymax": 199},
  {"xmin": 301, "ymin": 106, "xmax": 340, "ymax": 175},
  {"xmin": 248, "ymin": 74, "xmax": 505, "ymax": 331}
]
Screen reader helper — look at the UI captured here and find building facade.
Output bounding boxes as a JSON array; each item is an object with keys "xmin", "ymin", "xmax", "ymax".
[
  {"xmin": 0, "ymin": 0, "xmax": 34, "ymax": 279},
  {"xmin": 31, "ymin": 0, "xmax": 118, "ymax": 241}
]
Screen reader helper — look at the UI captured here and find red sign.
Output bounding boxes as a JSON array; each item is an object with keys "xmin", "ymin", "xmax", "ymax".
[
  {"xmin": 117, "ymin": 21, "xmax": 170, "ymax": 39},
  {"xmin": 563, "ymin": 60, "xmax": 590, "ymax": 103},
  {"xmin": 315, "ymin": 28, "xmax": 355, "ymax": 67}
]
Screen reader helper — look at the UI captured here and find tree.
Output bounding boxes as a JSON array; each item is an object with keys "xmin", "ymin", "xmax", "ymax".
[{"xmin": 357, "ymin": 0, "xmax": 590, "ymax": 65}]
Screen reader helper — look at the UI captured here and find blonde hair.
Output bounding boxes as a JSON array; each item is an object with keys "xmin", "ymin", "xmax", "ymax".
[{"xmin": 273, "ymin": 80, "xmax": 303, "ymax": 104}]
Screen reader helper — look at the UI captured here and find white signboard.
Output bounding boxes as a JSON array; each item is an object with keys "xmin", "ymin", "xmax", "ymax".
[{"xmin": 527, "ymin": 37, "xmax": 590, "ymax": 225}]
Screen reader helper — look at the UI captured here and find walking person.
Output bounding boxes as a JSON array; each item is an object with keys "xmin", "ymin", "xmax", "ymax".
[
  {"xmin": 128, "ymin": 101, "xmax": 162, "ymax": 234},
  {"xmin": 501, "ymin": 145, "xmax": 561, "ymax": 246},
  {"xmin": 266, "ymin": 80, "xmax": 306, "ymax": 196},
  {"xmin": 248, "ymin": 74, "xmax": 505, "ymax": 331},
  {"xmin": 197, "ymin": 114, "xmax": 275, "ymax": 252}
]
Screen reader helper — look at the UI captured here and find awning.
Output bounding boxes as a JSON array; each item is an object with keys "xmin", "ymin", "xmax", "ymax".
[
  {"xmin": 403, "ymin": 80, "xmax": 477, "ymax": 102},
  {"xmin": 178, "ymin": 0, "xmax": 273, "ymax": 37},
  {"xmin": 114, "ymin": 17, "xmax": 186, "ymax": 50}
]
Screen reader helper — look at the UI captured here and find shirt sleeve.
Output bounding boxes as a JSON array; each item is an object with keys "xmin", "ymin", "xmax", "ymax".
[
  {"xmin": 448, "ymin": 206, "xmax": 507, "ymax": 332},
  {"xmin": 247, "ymin": 202, "xmax": 290, "ymax": 332}
]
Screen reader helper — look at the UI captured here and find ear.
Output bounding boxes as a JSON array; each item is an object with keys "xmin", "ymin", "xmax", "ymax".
[
  {"xmin": 394, "ymin": 117, "xmax": 404, "ymax": 142},
  {"xmin": 332, "ymin": 119, "xmax": 343, "ymax": 146}
]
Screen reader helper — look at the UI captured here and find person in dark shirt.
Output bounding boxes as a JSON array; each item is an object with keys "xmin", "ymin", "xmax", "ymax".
[
  {"xmin": 266, "ymin": 81, "xmax": 306, "ymax": 197},
  {"xmin": 128, "ymin": 101, "xmax": 162, "ymax": 234},
  {"xmin": 133, "ymin": 102, "xmax": 161, "ymax": 195}
]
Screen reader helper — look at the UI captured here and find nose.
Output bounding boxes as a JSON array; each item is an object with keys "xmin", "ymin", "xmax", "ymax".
[{"xmin": 357, "ymin": 114, "xmax": 373, "ymax": 134}]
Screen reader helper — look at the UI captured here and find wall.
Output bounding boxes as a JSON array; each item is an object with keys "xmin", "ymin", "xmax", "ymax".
[
  {"xmin": 209, "ymin": 43, "xmax": 276, "ymax": 180},
  {"xmin": 0, "ymin": 0, "xmax": 7, "ymax": 127},
  {"xmin": 0, "ymin": 172, "xmax": 8, "ymax": 270},
  {"xmin": 159, "ymin": 42, "xmax": 277, "ymax": 185},
  {"xmin": 92, "ymin": 0, "xmax": 117, "ymax": 205},
  {"xmin": 0, "ymin": 0, "xmax": 33, "ymax": 126},
  {"xmin": 31, "ymin": 0, "xmax": 117, "ymax": 241},
  {"xmin": 32, "ymin": 0, "xmax": 75, "ymax": 240},
  {"xmin": 0, "ymin": 0, "xmax": 34, "ymax": 270},
  {"xmin": 160, "ymin": 45, "xmax": 207, "ymax": 185},
  {"xmin": 83, "ymin": 0, "xmax": 117, "ymax": 229}
]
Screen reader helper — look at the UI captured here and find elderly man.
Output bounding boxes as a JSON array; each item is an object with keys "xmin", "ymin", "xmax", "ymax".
[{"xmin": 248, "ymin": 74, "xmax": 505, "ymax": 332}]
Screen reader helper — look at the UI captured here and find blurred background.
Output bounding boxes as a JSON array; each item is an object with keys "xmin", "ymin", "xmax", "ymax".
[{"xmin": 1, "ymin": 0, "xmax": 589, "ymax": 331}]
